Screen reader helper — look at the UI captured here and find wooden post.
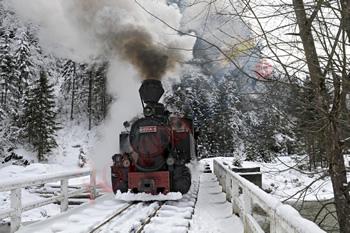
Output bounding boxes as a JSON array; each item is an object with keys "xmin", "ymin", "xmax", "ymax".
[
  {"xmin": 60, "ymin": 179, "xmax": 68, "ymax": 212},
  {"xmin": 10, "ymin": 188, "xmax": 21, "ymax": 233},
  {"xmin": 90, "ymin": 171, "xmax": 97, "ymax": 200}
]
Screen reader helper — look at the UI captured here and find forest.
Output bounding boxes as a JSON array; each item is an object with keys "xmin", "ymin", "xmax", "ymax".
[{"xmin": 0, "ymin": 0, "xmax": 350, "ymax": 232}]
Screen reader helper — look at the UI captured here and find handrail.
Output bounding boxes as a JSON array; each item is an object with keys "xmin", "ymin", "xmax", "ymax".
[
  {"xmin": 0, "ymin": 168, "xmax": 92, "ymax": 192},
  {"xmin": 0, "ymin": 168, "xmax": 96, "ymax": 233},
  {"xmin": 213, "ymin": 159, "xmax": 326, "ymax": 233}
]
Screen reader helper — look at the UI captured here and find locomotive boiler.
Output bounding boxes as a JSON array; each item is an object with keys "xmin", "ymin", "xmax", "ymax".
[{"xmin": 111, "ymin": 79, "xmax": 196, "ymax": 195}]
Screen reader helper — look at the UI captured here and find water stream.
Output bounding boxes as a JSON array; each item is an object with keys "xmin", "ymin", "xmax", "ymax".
[
  {"xmin": 0, "ymin": 223, "xmax": 10, "ymax": 233},
  {"xmin": 290, "ymin": 200, "xmax": 338, "ymax": 233}
]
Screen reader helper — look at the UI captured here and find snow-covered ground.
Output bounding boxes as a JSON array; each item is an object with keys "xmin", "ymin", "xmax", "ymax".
[
  {"xmin": 0, "ymin": 122, "xmax": 96, "ymax": 225},
  {"xmin": 202, "ymin": 156, "xmax": 341, "ymax": 201},
  {"xmin": 48, "ymin": 120, "xmax": 97, "ymax": 167},
  {"xmin": 0, "ymin": 163, "xmax": 92, "ymax": 224}
]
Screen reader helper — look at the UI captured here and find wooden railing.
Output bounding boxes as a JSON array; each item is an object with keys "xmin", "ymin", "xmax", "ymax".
[
  {"xmin": 0, "ymin": 168, "xmax": 96, "ymax": 233},
  {"xmin": 213, "ymin": 159, "xmax": 326, "ymax": 233}
]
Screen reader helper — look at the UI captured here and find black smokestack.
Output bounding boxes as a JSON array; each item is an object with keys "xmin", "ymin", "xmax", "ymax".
[
  {"xmin": 139, "ymin": 79, "xmax": 164, "ymax": 103},
  {"xmin": 113, "ymin": 27, "xmax": 181, "ymax": 80}
]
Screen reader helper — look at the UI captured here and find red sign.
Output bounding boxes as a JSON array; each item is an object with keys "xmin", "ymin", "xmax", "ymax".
[{"xmin": 139, "ymin": 126, "xmax": 157, "ymax": 133}]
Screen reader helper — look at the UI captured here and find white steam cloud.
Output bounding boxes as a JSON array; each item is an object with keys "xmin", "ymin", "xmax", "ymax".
[
  {"xmin": 8, "ymin": 0, "xmax": 195, "ymax": 63},
  {"xmin": 7, "ymin": 0, "xmax": 195, "ymax": 181}
]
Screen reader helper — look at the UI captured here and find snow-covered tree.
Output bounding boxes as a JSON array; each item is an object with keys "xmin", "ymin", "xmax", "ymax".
[
  {"xmin": 213, "ymin": 76, "xmax": 241, "ymax": 152},
  {"xmin": 14, "ymin": 30, "xmax": 33, "ymax": 94},
  {"xmin": 0, "ymin": 34, "xmax": 19, "ymax": 109},
  {"xmin": 61, "ymin": 60, "xmax": 110, "ymax": 128},
  {"xmin": 166, "ymin": 66, "xmax": 246, "ymax": 157},
  {"xmin": 62, "ymin": 59, "xmax": 78, "ymax": 120},
  {"xmin": 92, "ymin": 61, "xmax": 110, "ymax": 122},
  {"xmin": 23, "ymin": 70, "xmax": 59, "ymax": 161}
]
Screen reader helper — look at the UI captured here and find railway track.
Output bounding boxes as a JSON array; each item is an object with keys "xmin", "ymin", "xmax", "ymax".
[
  {"xmin": 90, "ymin": 180, "xmax": 199, "ymax": 233},
  {"xmin": 134, "ymin": 202, "xmax": 164, "ymax": 233},
  {"xmin": 88, "ymin": 201, "xmax": 165, "ymax": 233},
  {"xmin": 88, "ymin": 202, "xmax": 136, "ymax": 233}
]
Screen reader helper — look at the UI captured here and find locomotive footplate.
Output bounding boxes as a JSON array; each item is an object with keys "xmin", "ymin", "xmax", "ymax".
[{"xmin": 128, "ymin": 171, "xmax": 170, "ymax": 194}]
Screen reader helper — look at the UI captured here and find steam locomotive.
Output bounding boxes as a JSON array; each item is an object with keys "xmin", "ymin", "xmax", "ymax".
[{"xmin": 111, "ymin": 79, "xmax": 196, "ymax": 195}]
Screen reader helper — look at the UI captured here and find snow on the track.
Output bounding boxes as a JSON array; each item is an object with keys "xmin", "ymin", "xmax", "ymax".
[
  {"xmin": 106, "ymin": 162, "xmax": 200, "ymax": 233},
  {"xmin": 16, "ymin": 194, "xmax": 128, "ymax": 233},
  {"xmin": 189, "ymin": 173, "xmax": 244, "ymax": 233},
  {"xmin": 115, "ymin": 191, "xmax": 182, "ymax": 201},
  {"xmin": 143, "ymin": 181, "xmax": 199, "ymax": 233},
  {"xmin": 99, "ymin": 202, "xmax": 160, "ymax": 233}
]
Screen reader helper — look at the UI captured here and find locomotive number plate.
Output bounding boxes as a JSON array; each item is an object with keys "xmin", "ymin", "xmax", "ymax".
[{"xmin": 139, "ymin": 126, "xmax": 157, "ymax": 133}]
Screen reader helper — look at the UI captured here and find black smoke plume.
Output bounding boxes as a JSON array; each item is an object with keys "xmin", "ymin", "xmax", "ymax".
[{"xmin": 113, "ymin": 28, "xmax": 181, "ymax": 80}]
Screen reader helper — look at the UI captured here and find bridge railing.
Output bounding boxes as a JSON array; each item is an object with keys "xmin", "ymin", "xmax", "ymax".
[
  {"xmin": 0, "ymin": 168, "xmax": 96, "ymax": 233},
  {"xmin": 213, "ymin": 159, "xmax": 326, "ymax": 233}
]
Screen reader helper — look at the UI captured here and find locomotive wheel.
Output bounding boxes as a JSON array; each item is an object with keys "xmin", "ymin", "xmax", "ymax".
[{"xmin": 172, "ymin": 165, "xmax": 191, "ymax": 194}]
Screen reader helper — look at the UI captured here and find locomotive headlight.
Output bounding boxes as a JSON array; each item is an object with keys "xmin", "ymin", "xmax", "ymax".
[
  {"xmin": 123, "ymin": 159, "xmax": 131, "ymax": 168},
  {"xmin": 144, "ymin": 106, "xmax": 154, "ymax": 117},
  {"xmin": 166, "ymin": 157, "xmax": 175, "ymax": 166}
]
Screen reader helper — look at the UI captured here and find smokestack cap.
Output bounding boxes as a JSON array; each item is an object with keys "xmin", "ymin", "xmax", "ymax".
[{"xmin": 139, "ymin": 79, "xmax": 164, "ymax": 103}]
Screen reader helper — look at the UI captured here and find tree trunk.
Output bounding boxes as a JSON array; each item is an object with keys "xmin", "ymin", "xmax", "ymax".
[
  {"xmin": 293, "ymin": 0, "xmax": 327, "ymax": 106},
  {"xmin": 1, "ymin": 84, "xmax": 4, "ymax": 105},
  {"xmin": 88, "ymin": 68, "xmax": 93, "ymax": 130},
  {"xmin": 70, "ymin": 63, "xmax": 76, "ymax": 121},
  {"xmin": 102, "ymin": 76, "xmax": 107, "ymax": 119},
  {"xmin": 327, "ymin": 119, "xmax": 350, "ymax": 233},
  {"xmin": 4, "ymin": 81, "xmax": 8, "ymax": 106},
  {"xmin": 307, "ymin": 141, "xmax": 312, "ymax": 171},
  {"xmin": 328, "ymin": 71, "xmax": 350, "ymax": 233},
  {"xmin": 340, "ymin": 0, "xmax": 350, "ymax": 43}
]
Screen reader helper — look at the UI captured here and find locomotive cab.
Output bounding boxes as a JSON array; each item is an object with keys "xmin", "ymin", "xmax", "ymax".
[{"xmin": 111, "ymin": 79, "xmax": 194, "ymax": 195}]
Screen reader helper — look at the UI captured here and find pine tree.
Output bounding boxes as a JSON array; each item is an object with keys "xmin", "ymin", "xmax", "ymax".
[
  {"xmin": 0, "ymin": 35, "xmax": 19, "ymax": 109},
  {"xmin": 11, "ymin": 30, "xmax": 35, "ymax": 131},
  {"xmin": 14, "ymin": 30, "xmax": 33, "ymax": 95},
  {"xmin": 92, "ymin": 62, "xmax": 110, "ymax": 122},
  {"xmin": 23, "ymin": 70, "xmax": 59, "ymax": 161},
  {"xmin": 62, "ymin": 59, "xmax": 77, "ymax": 120},
  {"xmin": 61, "ymin": 61, "xmax": 110, "ymax": 128},
  {"xmin": 210, "ymin": 75, "xmax": 241, "ymax": 155},
  {"xmin": 165, "ymin": 68, "xmax": 217, "ymax": 157},
  {"xmin": 241, "ymin": 77, "xmax": 298, "ymax": 162},
  {"xmin": 244, "ymin": 110, "xmax": 279, "ymax": 162}
]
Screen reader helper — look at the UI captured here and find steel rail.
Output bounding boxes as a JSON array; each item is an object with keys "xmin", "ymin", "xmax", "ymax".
[
  {"xmin": 88, "ymin": 203, "xmax": 136, "ymax": 233},
  {"xmin": 135, "ymin": 201, "xmax": 164, "ymax": 233}
]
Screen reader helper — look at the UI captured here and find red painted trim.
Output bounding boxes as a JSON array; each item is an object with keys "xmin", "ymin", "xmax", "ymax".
[{"xmin": 128, "ymin": 171, "xmax": 170, "ymax": 194}]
